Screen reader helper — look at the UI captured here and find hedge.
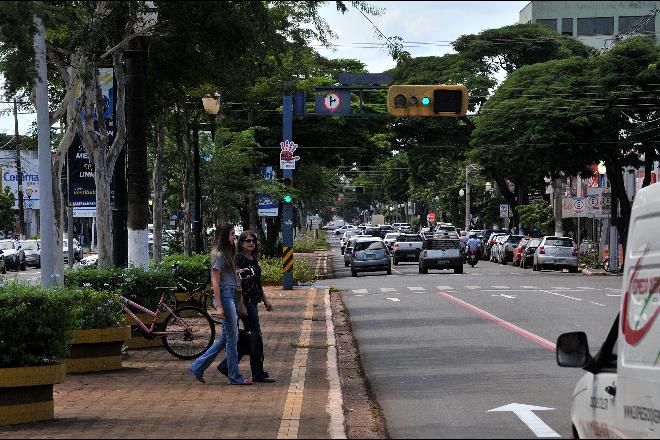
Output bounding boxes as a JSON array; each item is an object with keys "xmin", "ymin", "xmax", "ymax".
[
  {"xmin": 0, "ymin": 283, "xmax": 74, "ymax": 368},
  {"xmin": 155, "ymin": 253, "xmax": 210, "ymax": 286},
  {"xmin": 68, "ymin": 288, "xmax": 125, "ymax": 331},
  {"xmin": 260, "ymin": 258, "xmax": 316, "ymax": 285}
]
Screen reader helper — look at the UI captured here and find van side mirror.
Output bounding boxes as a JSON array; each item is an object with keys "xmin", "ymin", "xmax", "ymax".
[{"xmin": 556, "ymin": 332, "xmax": 591, "ymax": 368}]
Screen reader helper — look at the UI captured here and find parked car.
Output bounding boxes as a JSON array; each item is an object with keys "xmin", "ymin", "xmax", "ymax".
[
  {"xmin": 343, "ymin": 236, "xmax": 361, "ymax": 267},
  {"xmin": 484, "ymin": 232, "xmax": 507, "ymax": 261},
  {"xmin": 63, "ymin": 238, "xmax": 83, "ymax": 263},
  {"xmin": 555, "ymin": 182, "xmax": 660, "ymax": 439},
  {"xmin": 392, "ymin": 223, "xmax": 412, "ymax": 232},
  {"xmin": 498, "ymin": 235, "xmax": 526, "ymax": 265},
  {"xmin": 533, "ymin": 236, "xmax": 579, "ymax": 273},
  {"xmin": 19, "ymin": 239, "xmax": 40, "ymax": 268},
  {"xmin": 0, "ymin": 239, "xmax": 25, "ymax": 271},
  {"xmin": 341, "ymin": 230, "xmax": 361, "ymax": 253},
  {"xmin": 418, "ymin": 234, "xmax": 463, "ymax": 274},
  {"xmin": 383, "ymin": 232, "xmax": 401, "ymax": 251},
  {"xmin": 0, "ymin": 252, "xmax": 5, "ymax": 273},
  {"xmin": 78, "ymin": 254, "xmax": 99, "ymax": 268},
  {"xmin": 350, "ymin": 238, "xmax": 391, "ymax": 277},
  {"xmin": 392, "ymin": 233, "xmax": 424, "ymax": 265},
  {"xmin": 520, "ymin": 238, "xmax": 542, "ymax": 269}
]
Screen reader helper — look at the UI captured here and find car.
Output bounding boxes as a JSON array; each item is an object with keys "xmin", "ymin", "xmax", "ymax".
[
  {"xmin": 19, "ymin": 239, "xmax": 40, "ymax": 268},
  {"xmin": 377, "ymin": 224, "xmax": 394, "ymax": 238},
  {"xmin": 418, "ymin": 234, "xmax": 463, "ymax": 274},
  {"xmin": 533, "ymin": 236, "xmax": 579, "ymax": 273},
  {"xmin": 343, "ymin": 236, "xmax": 373, "ymax": 267},
  {"xmin": 392, "ymin": 234, "xmax": 424, "ymax": 265},
  {"xmin": 484, "ymin": 232, "xmax": 507, "ymax": 261},
  {"xmin": 519, "ymin": 237, "xmax": 542, "ymax": 269},
  {"xmin": 555, "ymin": 182, "xmax": 660, "ymax": 438},
  {"xmin": 392, "ymin": 223, "xmax": 412, "ymax": 232},
  {"xmin": 364, "ymin": 226, "xmax": 381, "ymax": 237},
  {"xmin": 490, "ymin": 235, "xmax": 508, "ymax": 263},
  {"xmin": 349, "ymin": 237, "xmax": 391, "ymax": 277},
  {"xmin": 341, "ymin": 229, "xmax": 361, "ymax": 253},
  {"xmin": 63, "ymin": 238, "xmax": 83, "ymax": 263},
  {"xmin": 78, "ymin": 254, "xmax": 98, "ymax": 268},
  {"xmin": 383, "ymin": 232, "xmax": 401, "ymax": 250},
  {"xmin": 497, "ymin": 235, "xmax": 526, "ymax": 265},
  {"xmin": 0, "ymin": 239, "xmax": 26, "ymax": 271},
  {"xmin": 434, "ymin": 223, "xmax": 458, "ymax": 236}
]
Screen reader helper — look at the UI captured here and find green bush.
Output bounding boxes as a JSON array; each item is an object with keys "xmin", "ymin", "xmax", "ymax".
[
  {"xmin": 65, "ymin": 267, "xmax": 123, "ymax": 291},
  {"xmin": 68, "ymin": 289, "xmax": 125, "ymax": 330},
  {"xmin": 259, "ymin": 258, "xmax": 316, "ymax": 285},
  {"xmin": 156, "ymin": 253, "xmax": 210, "ymax": 286},
  {"xmin": 0, "ymin": 283, "xmax": 74, "ymax": 368},
  {"xmin": 580, "ymin": 252, "xmax": 596, "ymax": 268}
]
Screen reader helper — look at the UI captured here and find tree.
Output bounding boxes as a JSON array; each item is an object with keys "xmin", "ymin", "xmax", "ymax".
[
  {"xmin": 516, "ymin": 200, "xmax": 553, "ymax": 236},
  {"xmin": 0, "ymin": 186, "xmax": 15, "ymax": 232}
]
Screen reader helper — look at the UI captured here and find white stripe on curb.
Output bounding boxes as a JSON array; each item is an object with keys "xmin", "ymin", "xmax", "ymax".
[{"xmin": 324, "ymin": 288, "xmax": 347, "ymax": 439}]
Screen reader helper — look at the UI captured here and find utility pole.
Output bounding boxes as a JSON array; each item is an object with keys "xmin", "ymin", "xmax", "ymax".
[
  {"xmin": 34, "ymin": 15, "xmax": 56, "ymax": 287},
  {"xmin": 13, "ymin": 98, "xmax": 25, "ymax": 239},
  {"xmin": 465, "ymin": 165, "xmax": 471, "ymax": 232},
  {"xmin": 553, "ymin": 177, "xmax": 563, "ymax": 236},
  {"xmin": 282, "ymin": 94, "xmax": 293, "ymax": 290},
  {"xmin": 192, "ymin": 123, "xmax": 202, "ymax": 254}
]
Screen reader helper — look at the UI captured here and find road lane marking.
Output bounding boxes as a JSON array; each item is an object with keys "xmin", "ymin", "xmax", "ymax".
[
  {"xmin": 520, "ymin": 286, "xmax": 537, "ymax": 289},
  {"xmin": 407, "ymin": 287, "xmax": 425, "ymax": 291},
  {"xmin": 465, "ymin": 286, "xmax": 481, "ymax": 290},
  {"xmin": 540, "ymin": 290, "xmax": 582, "ymax": 301},
  {"xmin": 590, "ymin": 301, "xmax": 607, "ymax": 307},
  {"xmin": 491, "ymin": 285, "xmax": 510, "ymax": 289},
  {"xmin": 379, "ymin": 288, "xmax": 397, "ymax": 293},
  {"xmin": 576, "ymin": 287, "xmax": 595, "ymax": 290},
  {"xmin": 606, "ymin": 294, "xmax": 621, "ymax": 297},
  {"xmin": 386, "ymin": 297, "xmax": 400, "ymax": 302},
  {"xmin": 551, "ymin": 287, "xmax": 571, "ymax": 290},
  {"xmin": 352, "ymin": 289, "xmax": 368, "ymax": 294},
  {"xmin": 436, "ymin": 291, "xmax": 555, "ymax": 351},
  {"xmin": 488, "ymin": 403, "xmax": 560, "ymax": 438},
  {"xmin": 436, "ymin": 286, "xmax": 454, "ymax": 290},
  {"xmin": 499, "ymin": 294, "xmax": 516, "ymax": 299}
]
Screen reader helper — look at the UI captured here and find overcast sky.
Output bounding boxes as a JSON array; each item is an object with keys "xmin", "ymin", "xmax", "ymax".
[{"xmin": 0, "ymin": 1, "xmax": 528, "ymax": 135}]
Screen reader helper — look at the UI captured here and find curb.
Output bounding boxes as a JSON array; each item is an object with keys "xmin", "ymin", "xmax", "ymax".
[{"xmin": 582, "ymin": 268, "xmax": 623, "ymax": 276}]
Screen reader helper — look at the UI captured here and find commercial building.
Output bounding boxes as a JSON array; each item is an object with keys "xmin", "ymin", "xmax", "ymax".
[{"xmin": 519, "ymin": 1, "xmax": 659, "ymax": 49}]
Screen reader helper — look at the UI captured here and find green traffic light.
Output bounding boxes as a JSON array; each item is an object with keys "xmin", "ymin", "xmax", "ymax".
[
  {"xmin": 421, "ymin": 96, "xmax": 430, "ymax": 105},
  {"xmin": 284, "ymin": 195, "xmax": 292, "ymax": 203}
]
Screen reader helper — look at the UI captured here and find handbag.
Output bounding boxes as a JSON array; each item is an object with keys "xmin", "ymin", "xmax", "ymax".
[{"xmin": 237, "ymin": 318, "xmax": 263, "ymax": 360}]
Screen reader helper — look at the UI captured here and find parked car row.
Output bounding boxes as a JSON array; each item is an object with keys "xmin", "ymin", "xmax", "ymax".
[{"xmin": 485, "ymin": 231, "xmax": 579, "ymax": 273}]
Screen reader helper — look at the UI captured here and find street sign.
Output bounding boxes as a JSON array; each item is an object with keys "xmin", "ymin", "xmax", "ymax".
[
  {"xmin": 314, "ymin": 90, "xmax": 351, "ymax": 115},
  {"xmin": 311, "ymin": 216, "xmax": 321, "ymax": 230},
  {"xmin": 279, "ymin": 140, "xmax": 300, "ymax": 170},
  {"xmin": 499, "ymin": 204, "xmax": 511, "ymax": 218},
  {"xmin": 258, "ymin": 166, "xmax": 278, "ymax": 217},
  {"xmin": 563, "ymin": 191, "xmax": 611, "ymax": 218},
  {"xmin": 427, "ymin": 212, "xmax": 436, "ymax": 222}
]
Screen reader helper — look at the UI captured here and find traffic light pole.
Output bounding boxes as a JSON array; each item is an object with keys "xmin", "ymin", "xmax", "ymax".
[{"xmin": 282, "ymin": 95, "xmax": 294, "ymax": 290}]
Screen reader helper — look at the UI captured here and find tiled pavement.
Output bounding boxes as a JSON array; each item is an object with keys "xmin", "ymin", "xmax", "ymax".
[{"xmin": 0, "ymin": 287, "xmax": 335, "ymax": 439}]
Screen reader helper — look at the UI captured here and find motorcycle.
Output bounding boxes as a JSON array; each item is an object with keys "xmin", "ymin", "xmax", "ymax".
[{"xmin": 467, "ymin": 250, "xmax": 478, "ymax": 267}]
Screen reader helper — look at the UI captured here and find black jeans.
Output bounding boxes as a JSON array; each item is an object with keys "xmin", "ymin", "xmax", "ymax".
[{"xmin": 218, "ymin": 302, "xmax": 268, "ymax": 380}]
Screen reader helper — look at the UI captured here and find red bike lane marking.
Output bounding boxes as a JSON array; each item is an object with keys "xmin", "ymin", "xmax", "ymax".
[{"xmin": 436, "ymin": 290, "xmax": 556, "ymax": 352}]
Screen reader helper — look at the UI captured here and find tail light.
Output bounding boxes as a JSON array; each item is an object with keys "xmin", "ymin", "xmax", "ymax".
[
  {"xmin": 385, "ymin": 248, "xmax": 390, "ymax": 256},
  {"xmin": 572, "ymin": 248, "xmax": 578, "ymax": 256},
  {"xmin": 539, "ymin": 246, "xmax": 545, "ymax": 254},
  {"xmin": 394, "ymin": 243, "xmax": 400, "ymax": 249},
  {"xmin": 352, "ymin": 251, "xmax": 357, "ymax": 259}
]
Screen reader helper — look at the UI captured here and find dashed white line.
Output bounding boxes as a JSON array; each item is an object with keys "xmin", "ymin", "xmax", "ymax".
[
  {"xmin": 540, "ymin": 290, "xmax": 582, "ymax": 301},
  {"xmin": 520, "ymin": 286, "xmax": 537, "ymax": 289},
  {"xmin": 606, "ymin": 294, "xmax": 621, "ymax": 297},
  {"xmin": 491, "ymin": 286, "xmax": 510, "ymax": 289},
  {"xmin": 407, "ymin": 287, "xmax": 425, "ymax": 291},
  {"xmin": 552, "ymin": 287, "xmax": 572, "ymax": 290},
  {"xmin": 436, "ymin": 286, "xmax": 454, "ymax": 291},
  {"xmin": 576, "ymin": 287, "xmax": 596, "ymax": 290},
  {"xmin": 379, "ymin": 287, "xmax": 397, "ymax": 293},
  {"xmin": 590, "ymin": 301, "xmax": 607, "ymax": 307},
  {"xmin": 352, "ymin": 289, "xmax": 368, "ymax": 294},
  {"xmin": 386, "ymin": 297, "xmax": 401, "ymax": 302},
  {"xmin": 465, "ymin": 286, "xmax": 481, "ymax": 290}
]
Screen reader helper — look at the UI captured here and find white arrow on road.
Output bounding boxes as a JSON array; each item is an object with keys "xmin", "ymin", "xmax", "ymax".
[
  {"xmin": 487, "ymin": 403, "xmax": 560, "ymax": 438},
  {"xmin": 386, "ymin": 297, "xmax": 400, "ymax": 302}
]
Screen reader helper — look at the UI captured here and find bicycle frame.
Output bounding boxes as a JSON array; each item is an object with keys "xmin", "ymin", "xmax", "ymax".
[{"xmin": 121, "ymin": 292, "xmax": 192, "ymax": 337}]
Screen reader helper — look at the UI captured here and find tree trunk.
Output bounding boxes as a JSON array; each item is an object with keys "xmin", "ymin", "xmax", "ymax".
[
  {"xmin": 492, "ymin": 172, "xmax": 519, "ymax": 230},
  {"xmin": 553, "ymin": 178, "xmax": 563, "ymax": 237},
  {"xmin": 605, "ymin": 157, "xmax": 632, "ymax": 253},
  {"xmin": 152, "ymin": 108, "xmax": 165, "ymax": 263},
  {"xmin": 642, "ymin": 149, "xmax": 655, "ymax": 188},
  {"xmin": 95, "ymin": 166, "xmax": 114, "ymax": 268},
  {"xmin": 216, "ymin": 204, "xmax": 228, "ymax": 225},
  {"xmin": 181, "ymin": 129, "xmax": 193, "ymax": 256},
  {"xmin": 51, "ymin": 158, "xmax": 65, "ymax": 284},
  {"xmin": 126, "ymin": 37, "xmax": 149, "ymax": 269}
]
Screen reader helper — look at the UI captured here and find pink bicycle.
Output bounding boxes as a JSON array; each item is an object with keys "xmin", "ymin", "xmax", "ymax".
[{"xmin": 121, "ymin": 286, "xmax": 215, "ymax": 360}]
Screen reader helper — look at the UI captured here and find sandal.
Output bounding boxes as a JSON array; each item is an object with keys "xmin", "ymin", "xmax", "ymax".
[
  {"xmin": 233, "ymin": 379, "xmax": 253, "ymax": 385},
  {"xmin": 187, "ymin": 367, "xmax": 206, "ymax": 384}
]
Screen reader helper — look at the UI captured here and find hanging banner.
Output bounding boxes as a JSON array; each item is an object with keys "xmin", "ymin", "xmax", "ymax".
[
  {"xmin": 257, "ymin": 166, "xmax": 278, "ymax": 217},
  {"xmin": 0, "ymin": 152, "xmax": 40, "ymax": 210}
]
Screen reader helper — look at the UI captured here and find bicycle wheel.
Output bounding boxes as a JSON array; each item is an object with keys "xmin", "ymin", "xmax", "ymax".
[{"xmin": 162, "ymin": 306, "xmax": 215, "ymax": 360}]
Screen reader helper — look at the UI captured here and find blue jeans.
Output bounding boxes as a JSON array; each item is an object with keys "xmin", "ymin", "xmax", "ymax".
[
  {"xmin": 218, "ymin": 302, "xmax": 267, "ymax": 380},
  {"xmin": 188, "ymin": 286, "xmax": 246, "ymax": 384}
]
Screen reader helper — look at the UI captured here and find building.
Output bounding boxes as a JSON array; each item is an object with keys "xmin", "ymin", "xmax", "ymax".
[{"xmin": 519, "ymin": 1, "xmax": 659, "ymax": 50}]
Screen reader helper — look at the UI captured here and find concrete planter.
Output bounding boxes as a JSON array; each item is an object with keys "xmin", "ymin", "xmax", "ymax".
[
  {"xmin": 124, "ymin": 312, "xmax": 168, "ymax": 349},
  {"xmin": 0, "ymin": 363, "xmax": 66, "ymax": 426},
  {"xmin": 64, "ymin": 326, "xmax": 131, "ymax": 374}
]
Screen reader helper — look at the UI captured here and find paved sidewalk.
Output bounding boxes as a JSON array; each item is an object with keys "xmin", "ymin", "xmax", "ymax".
[{"xmin": 0, "ymin": 287, "xmax": 339, "ymax": 439}]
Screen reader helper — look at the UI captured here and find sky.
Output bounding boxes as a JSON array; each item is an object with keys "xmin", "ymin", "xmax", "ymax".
[{"xmin": 0, "ymin": 1, "xmax": 529, "ymax": 135}]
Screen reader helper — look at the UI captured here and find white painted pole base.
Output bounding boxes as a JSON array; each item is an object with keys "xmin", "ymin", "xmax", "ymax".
[{"xmin": 128, "ymin": 228, "xmax": 149, "ymax": 269}]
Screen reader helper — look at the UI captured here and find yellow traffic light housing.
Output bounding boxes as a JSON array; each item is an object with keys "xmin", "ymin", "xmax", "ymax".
[{"xmin": 387, "ymin": 85, "xmax": 468, "ymax": 117}]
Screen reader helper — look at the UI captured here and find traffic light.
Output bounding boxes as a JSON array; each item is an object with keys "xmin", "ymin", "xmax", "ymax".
[
  {"xmin": 283, "ymin": 176, "xmax": 293, "ymax": 203},
  {"xmin": 352, "ymin": 186, "xmax": 365, "ymax": 194},
  {"xmin": 387, "ymin": 85, "xmax": 468, "ymax": 117}
]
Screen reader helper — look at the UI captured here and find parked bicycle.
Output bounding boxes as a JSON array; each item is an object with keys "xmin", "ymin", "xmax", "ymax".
[
  {"xmin": 170, "ymin": 263, "xmax": 223, "ymax": 324},
  {"xmin": 121, "ymin": 287, "xmax": 215, "ymax": 360}
]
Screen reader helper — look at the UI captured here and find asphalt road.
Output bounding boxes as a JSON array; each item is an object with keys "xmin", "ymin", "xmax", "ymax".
[{"xmin": 323, "ymin": 236, "xmax": 623, "ymax": 439}]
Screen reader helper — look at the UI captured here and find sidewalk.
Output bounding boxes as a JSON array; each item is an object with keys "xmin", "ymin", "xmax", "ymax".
[{"xmin": 0, "ymin": 287, "xmax": 343, "ymax": 439}]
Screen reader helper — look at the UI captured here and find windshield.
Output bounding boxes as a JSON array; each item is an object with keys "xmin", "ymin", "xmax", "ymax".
[
  {"xmin": 507, "ymin": 235, "xmax": 525, "ymax": 243},
  {"xmin": 0, "ymin": 241, "xmax": 14, "ymax": 250},
  {"xmin": 20, "ymin": 241, "xmax": 38, "ymax": 250},
  {"xmin": 545, "ymin": 238, "xmax": 574, "ymax": 247},
  {"xmin": 355, "ymin": 241, "xmax": 385, "ymax": 251},
  {"xmin": 385, "ymin": 234, "xmax": 399, "ymax": 240},
  {"xmin": 528, "ymin": 239, "xmax": 542, "ymax": 247},
  {"xmin": 397, "ymin": 235, "xmax": 421, "ymax": 242}
]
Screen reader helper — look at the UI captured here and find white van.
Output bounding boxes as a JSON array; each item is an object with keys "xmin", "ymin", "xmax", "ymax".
[{"xmin": 556, "ymin": 183, "xmax": 660, "ymax": 438}]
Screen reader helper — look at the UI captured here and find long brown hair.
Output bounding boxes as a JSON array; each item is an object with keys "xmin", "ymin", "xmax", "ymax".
[{"xmin": 212, "ymin": 223, "xmax": 236, "ymax": 271}]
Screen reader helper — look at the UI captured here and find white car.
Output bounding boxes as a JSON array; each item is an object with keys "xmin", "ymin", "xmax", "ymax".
[{"xmin": 556, "ymin": 182, "xmax": 660, "ymax": 438}]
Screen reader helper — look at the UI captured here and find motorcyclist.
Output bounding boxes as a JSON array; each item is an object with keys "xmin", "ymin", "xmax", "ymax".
[
  {"xmin": 459, "ymin": 230, "xmax": 469, "ymax": 248},
  {"xmin": 467, "ymin": 233, "xmax": 481, "ymax": 253}
]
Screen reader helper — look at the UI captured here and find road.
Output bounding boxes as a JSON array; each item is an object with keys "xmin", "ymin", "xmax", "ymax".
[
  {"xmin": 1, "ymin": 266, "xmax": 42, "ymax": 285},
  {"xmin": 324, "ymin": 236, "xmax": 623, "ymax": 439}
]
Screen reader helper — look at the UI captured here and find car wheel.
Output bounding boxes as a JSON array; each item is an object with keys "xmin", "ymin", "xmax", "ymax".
[
  {"xmin": 1, "ymin": 265, "xmax": 5, "ymax": 274},
  {"xmin": 521, "ymin": 259, "xmax": 526, "ymax": 269},
  {"xmin": 455, "ymin": 266, "xmax": 464, "ymax": 274},
  {"xmin": 393, "ymin": 257, "xmax": 399, "ymax": 266},
  {"xmin": 20, "ymin": 261, "xmax": 25, "ymax": 271},
  {"xmin": 387, "ymin": 267, "xmax": 392, "ymax": 275},
  {"xmin": 344, "ymin": 262, "xmax": 349, "ymax": 268},
  {"xmin": 351, "ymin": 269, "xmax": 357, "ymax": 277},
  {"xmin": 569, "ymin": 267, "xmax": 578, "ymax": 274}
]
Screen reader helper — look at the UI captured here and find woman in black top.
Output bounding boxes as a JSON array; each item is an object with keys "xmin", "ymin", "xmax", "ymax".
[{"xmin": 217, "ymin": 230, "xmax": 276, "ymax": 383}]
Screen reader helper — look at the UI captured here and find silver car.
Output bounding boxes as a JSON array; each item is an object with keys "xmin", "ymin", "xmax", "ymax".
[
  {"xmin": 350, "ymin": 238, "xmax": 391, "ymax": 277},
  {"xmin": 533, "ymin": 236, "xmax": 579, "ymax": 273},
  {"xmin": 19, "ymin": 240, "xmax": 40, "ymax": 268}
]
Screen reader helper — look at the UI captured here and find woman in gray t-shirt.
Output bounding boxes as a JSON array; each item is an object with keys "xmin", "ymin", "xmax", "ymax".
[{"xmin": 187, "ymin": 223, "xmax": 252, "ymax": 385}]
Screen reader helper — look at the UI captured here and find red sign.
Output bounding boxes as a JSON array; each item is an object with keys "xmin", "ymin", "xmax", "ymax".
[{"xmin": 427, "ymin": 212, "xmax": 436, "ymax": 222}]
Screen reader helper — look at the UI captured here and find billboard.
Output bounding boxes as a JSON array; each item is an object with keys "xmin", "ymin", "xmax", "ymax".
[{"xmin": 0, "ymin": 153, "xmax": 40, "ymax": 210}]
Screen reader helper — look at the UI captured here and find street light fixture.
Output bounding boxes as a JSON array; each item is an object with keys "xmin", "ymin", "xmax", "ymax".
[
  {"xmin": 459, "ymin": 188, "xmax": 465, "ymax": 197},
  {"xmin": 484, "ymin": 182, "xmax": 492, "ymax": 193}
]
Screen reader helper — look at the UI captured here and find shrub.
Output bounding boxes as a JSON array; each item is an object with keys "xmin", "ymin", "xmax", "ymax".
[
  {"xmin": 65, "ymin": 267, "xmax": 122, "ymax": 291},
  {"xmin": 156, "ymin": 253, "xmax": 210, "ymax": 286},
  {"xmin": 294, "ymin": 232, "xmax": 318, "ymax": 253},
  {"xmin": 68, "ymin": 289, "xmax": 125, "ymax": 330},
  {"xmin": 260, "ymin": 258, "xmax": 316, "ymax": 285},
  {"xmin": 0, "ymin": 283, "xmax": 74, "ymax": 368}
]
